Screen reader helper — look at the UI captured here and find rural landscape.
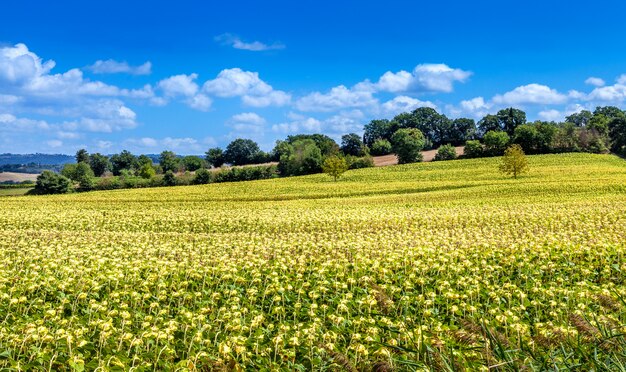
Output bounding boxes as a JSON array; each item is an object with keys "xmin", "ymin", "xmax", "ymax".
[{"xmin": 2, "ymin": 1, "xmax": 626, "ymax": 370}]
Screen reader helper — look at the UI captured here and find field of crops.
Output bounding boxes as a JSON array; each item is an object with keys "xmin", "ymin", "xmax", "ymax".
[{"xmin": 0, "ymin": 153, "xmax": 625, "ymax": 371}]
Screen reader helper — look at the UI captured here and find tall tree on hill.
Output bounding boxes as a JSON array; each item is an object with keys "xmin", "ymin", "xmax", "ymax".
[
  {"xmin": 76, "ymin": 149, "xmax": 89, "ymax": 164},
  {"xmin": 89, "ymin": 153, "xmax": 110, "ymax": 177},
  {"xmin": 497, "ymin": 108, "xmax": 526, "ymax": 136},
  {"xmin": 223, "ymin": 138, "xmax": 261, "ymax": 166},
  {"xmin": 159, "ymin": 151, "xmax": 180, "ymax": 173}
]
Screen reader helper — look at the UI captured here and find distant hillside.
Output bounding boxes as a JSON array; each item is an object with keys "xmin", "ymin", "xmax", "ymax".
[{"xmin": 0, "ymin": 153, "xmax": 75, "ymax": 166}]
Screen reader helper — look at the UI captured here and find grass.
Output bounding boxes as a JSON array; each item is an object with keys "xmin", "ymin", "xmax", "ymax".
[
  {"xmin": 0, "ymin": 153, "xmax": 624, "ymax": 370},
  {"xmin": 0, "ymin": 187, "xmax": 33, "ymax": 197}
]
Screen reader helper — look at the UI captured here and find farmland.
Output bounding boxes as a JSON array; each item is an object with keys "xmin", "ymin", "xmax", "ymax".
[{"xmin": 0, "ymin": 153, "xmax": 625, "ymax": 370}]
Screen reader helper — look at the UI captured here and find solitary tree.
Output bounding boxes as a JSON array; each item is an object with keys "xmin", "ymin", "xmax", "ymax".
[
  {"xmin": 322, "ymin": 155, "xmax": 348, "ymax": 181},
  {"xmin": 499, "ymin": 144, "xmax": 529, "ymax": 179},
  {"xmin": 390, "ymin": 128, "xmax": 426, "ymax": 164},
  {"xmin": 223, "ymin": 138, "xmax": 261, "ymax": 165}
]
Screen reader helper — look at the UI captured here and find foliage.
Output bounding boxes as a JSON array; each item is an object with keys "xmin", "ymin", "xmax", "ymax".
[
  {"xmin": 182, "ymin": 156, "xmax": 205, "ymax": 172},
  {"xmin": 496, "ymin": 107, "xmax": 527, "ymax": 135},
  {"xmin": 138, "ymin": 163, "xmax": 156, "ymax": 179},
  {"xmin": 212, "ymin": 165, "xmax": 278, "ymax": 183},
  {"xmin": 205, "ymin": 147, "xmax": 225, "ymax": 168},
  {"xmin": 566, "ymin": 110, "xmax": 592, "ymax": 127},
  {"xmin": 390, "ymin": 128, "xmax": 426, "ymax": 164},
  {"xmin": 34, "ymin": 170, "xmax": 72, "ymax": 194},
  {"xmin": 193, "ymin": 168, "xmax": 211, "ymax": 185},
  {"xmin": 322, "ymin": 155, "xmax": 348, "ymax": 181},
  {"xmin": 1, "ymin": 154, "xmax": 625, "ymax": 370},
  {"xmin": 341, "ymin": 133, "xmax": 367, "ymax": 156},
  {"xmin": 285, "ymin": 134, "xmax": 339, "ymax": 156},
  {"xmin": 363, "ymin": 119, "xmax": 392, "ymax": 146},
  {"xmin": 224, "ymin": 138, "xmax": 262, "ymax": 166},
  {"xmin": 483, "ymin": 130, "xmax": 510, "ymax": 156},
  {"xmin": 345, "ymin": 155, "xmax": 374, "ymax": 169},
  {"xmin": 162, "ymin": 170, "xmax": 177, "ymax": 186},
  {"xmin": 75, "ymin": 149, "xmax": 89, "ymax": 164},
  {"xmin": 609, "ymin": 116, "xmax": 626, "ymax": 156},
  {"xmin": 159, "ymin": 151, "xmax": 180, "ymax": 173},
  {"xmin": 433, "ymin": 144, "xmax": 457, "ymax": 161},
  {"xmin": 499, "ymin": 144, "xmax": 529, "ymax": 178},
  {"xmin": 278, "ymin": 139, "xmax": 323, "ymax": 176},
  {"xmin": 369, "ymin": 138, "xmax": 392, "ymax": 156},
  {"xmin": 110, "ymin": 150, "xmax": 138, "ymax": 176},
  {"xmin": 89, "ymin": 153, "xmax": 110, "ymax": 177},
  {"xmin": 464, "ymin": 140, "xmax": 484, "ymax": 158}
]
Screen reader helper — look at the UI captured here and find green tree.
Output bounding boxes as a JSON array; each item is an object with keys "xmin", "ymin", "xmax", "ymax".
[
  {"xmin": 433, "ymin": 144, "xmax": 457, "ymax": 161},
  {"xmin": 449, "ymin": 118, "xmax": 477, "ymax": 145},
  {"xmin": 278, "ymin": 139, "xmax": 323, "ymax": 176},
  {"xmin": 322, "ymin": 155, "xmax": 349, "ymax": 181},
  {"xmin": 609, "ymin": 116, "xmax": 626, "ymax": 156},
  {"xmin": 74, "ymin": 162, "xmax": 95, "ymax": 190},
  {"xmin": 60, "ymin": 163, "xmax": 78, "ymax": 180},
  {"xmin": 391, "ymin": 107, "xmax": 450, "ymax": 147},
  {"xmin": 370, "ymin": 138, "xmax": 393, "ymax": 156},
  {"xmin": 499, "ymin": 144, "xmax": 529, "ymax": 179},
  {"xmin": 138, "ymin": 163, "xmax": 156, "ymax": 179},
  {"xmin": 566, "ymin": 110, "xmax": 592, "ymax": 127},
  {"xmin": 35, "ymin": 171, "xmax": 72, "ymax": 194},
  {"xmin": 110, "ymin": 150, "xmax": 137, "ymax": 176},
  {"xmin": 89, "ymin": 153, "xmax": 110, "ymax": 177},
  {"xmin": 76, "ymin": 149, "xmax": 89, "ymax": 164},
  {"xmin": 477, "ymin": 114, "xmax": 501, "ymax": 136},
  {"xmin": 205, "ymin": 148, "xmax": 225, "ymax": 167},
  {"xmin": 363, "ymin": 119, "xmax": 392, "ymax": 146},
  {"xmin": 159, "ymin": 151, "xmax": 180, "ymax": 173},
  {"xmin": 223, "ymin": 138, "xmax": 261, "ymax": 165},
  {"xmin": 182, "ymin": 156, "xmax": 205, "ymax": 171},
  {"xmin": 483, "ymin": 130, "xmax": 510, "ymax": 156},
  {"xmin": 497, "ymin": 107, "xmax": 527, "ymax": 135},
  {"xmin": 513, "ymin": 124, "xmax": 540, "ymax": 154},
  {"xmin": 137, "ymin": 155, "xmax": 153, "ymax": 167},
  {"xmin": 285, "ymin": 134, "xmax": 339, "ymax": 156},
  {"xmin": 390, "ymin": 128, "xmax": 426, "ymax": 164},
  {"xmin": 464, "ymin": 140, "xmax": 484, "ymax": 158},
  {"xmin": 341, "ymin": 133, "xmax": 367, "ymax": 156}
]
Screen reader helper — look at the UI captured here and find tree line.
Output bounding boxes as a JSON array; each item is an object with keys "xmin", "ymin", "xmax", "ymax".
[{"xmin": 34, "ymin": 105, "xmax": 626, "ymax": 194}]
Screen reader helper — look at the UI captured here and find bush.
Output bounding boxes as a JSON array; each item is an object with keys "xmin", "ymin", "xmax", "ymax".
[
  {"xmin": 464, "ymin": 140, "xmax": 484, "ymax": 158},
  {"xmin": 138, "ymin": 163, "xmax": 156, "ymax": 179},
  {"xmin": 390, "ymin": 128, "xmax": 426, "ymax": 164},
  {"xmin": 212, "ymin": 165, "xmax": 278, "ymax": 183},
  {"xmin": 34, "ymin": 171, "xmax": 72, "ymax": 194},
  {"xmin": 434, "ymin": 144, "xmax": 457, "ymax": 161},
  {"xmin": 346, "ymin": 155, "xmax": 374, "ymax": 169},
  {"xmin": 193, "ymin": 169, "xmax": 211, "ymax": 185},
  {"xmin": 483, "ymin": 130, "xmax": 510, "ymax": 156},
  {"xmin": 370, "ymin": 139, "xmax": 392, "ymax": 156},
  {"xmin": 163, "ymin": 171, "xmax": 177, "ymax": 186},
  {"xmin": 278, "ymin": 139, "xmax": 323, "ymax": 176}
]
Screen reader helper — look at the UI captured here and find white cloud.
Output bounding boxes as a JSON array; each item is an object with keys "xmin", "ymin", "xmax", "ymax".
[
  {"xmin": 295, "ymin": 85, "xmax": 377, "ymax": 112},
  {"xmin": 492, "ymin": 84, "xmax": 568, "ymax": 105},
  {"xmin": 123, "ymin": 137, "xmax": 203, "ymax": 154},
  {"xmin": 585, "ymin": 77, "xmax": 605, "ymax": 87},
  {"xmin": 228, "ymin": 112, "xmax": 267, "ymax": 135},
  {"xmin": 373, "ymin": 63, "xmax": 471, "ymax": 93},
  {"xmin": 46, "ymin": 139, "xmax": 62, "ymax": 148},
  {"xmin": 381, "ymin": 96, "xmax": 436, "ymax": 116},
  {"xmin": 157, "ymin": 74, "xmax": 199, "ymax": 97},
  {"xmin": 96, "ymin": 140, "xmax": 112, "ymax": 149},
  {"xmin": 202, "ymin": 68, "xmax": 290, "ymax": 107},
  {"xmin": 186, "ymin": 94, "xmax": 212, "ymax": 111},
  {"xmin": 617, "ymin": 74, "xmax": 626, "ymax": 85},
  {"xmin": 586, "ymin": 83, "xmax": 626, "ymax": 102},
  {"xmin": 272, "ymin": 117, "xmax": 322, "ymax": 134},
  {"xmin": 88, "ymin": 59, "xmax": 152, "ymax": 75},
  {"xmin": 215, "ymin": 33, "xmax": 285, "ymax": 51},
  {"xmin": 538, "ymin": 109, "xmax": 562, "ymax": 121}
]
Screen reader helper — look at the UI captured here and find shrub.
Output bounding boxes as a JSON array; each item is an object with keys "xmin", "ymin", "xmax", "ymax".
[
  {"xmin": 34, "ymin": 171, "xmax": 72, "ymax": 194},
  {"xmin": 346, "ymin": 155, "xmax": 374, "ymax": 169},
  {"xmin": 163, "ymin": 170, "xmax": 177, "ymax": 186},
  {"xmin": 370, "ymin": 139, "xmax": 392, "ymax": 156},
  {"xmin": 390, "ymin": 128, "xmax": 425, "ymax": 164},
  {"xmin": 193, "ymin": 169, "xmax": 211, "ymax": 185},
  {"xmin": 464, "ymin": 140, "xmax": 484, "ymax": 158},
  {"xmin": 434, "ymin": 144, "xmax": 457, "ymax": 161},
  {"xmin": 138, "ymin": 163, "xmax": 156, "ymax": 179},
  {"xmin": 278, "ymin": 139, "xmax": 323, "ymax": 176}
]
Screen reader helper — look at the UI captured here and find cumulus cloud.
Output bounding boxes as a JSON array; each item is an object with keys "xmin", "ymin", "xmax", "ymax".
[
  {"xmin": 215, "ymin": 33, "xmax": 285, "ymax": 51},
  {"xmin": 123, "ymin": 137, "xmax": 203, "ymax": 153},
  {"xmin": 295, "ymin": 85, "xmax": 377, "ymax": 112},
  {"xmin": 381, "ymin": 96, "xmax": 436, "ymax": 116},
  {"xmin": 585, "ymin": 77, "xmax": 605, "ymax": 87},
  {"xmin": 492, "ymin": 84, "xmax": 568, "ymax": 105},
  {"xmin": 373, "ymin": 63, "xmax": 471, "ymax": 93},
  {"xmin": 538, "ymin": 109, "xmax": 562, "ymax": 121},
  {"xmin": 202, "ymin": 68, "xmax": 290, "ymax": 107},
  {"xmin": 88, "ymin": 59, "xmax": 152, "ymax": 75},
  {"xmin": 228, "ymin": 112, "xmax": 267, "ymax": 135},
  {"xmin": 157, "ymin": 74, "xmax": 199, "ymax": 97},
  {"xmin": 585, "ymin": 83, "xmax": 626, "ymax": 102}
]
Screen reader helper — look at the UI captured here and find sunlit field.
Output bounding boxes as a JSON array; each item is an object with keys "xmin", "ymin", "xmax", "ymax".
[{"xmin": 1, "ymin": 153, "xmax": 625, "ymax": 370}]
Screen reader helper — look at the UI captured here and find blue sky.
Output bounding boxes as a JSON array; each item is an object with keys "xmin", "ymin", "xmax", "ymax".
[{"xmin": 2, "ymin": 0, "xmax": 626, "ymax": 154}]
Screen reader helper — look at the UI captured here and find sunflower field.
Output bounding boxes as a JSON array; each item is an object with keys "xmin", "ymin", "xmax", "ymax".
[{"xmin": 0, "ymin": 153, "xmax": 625, "ymax": 371}]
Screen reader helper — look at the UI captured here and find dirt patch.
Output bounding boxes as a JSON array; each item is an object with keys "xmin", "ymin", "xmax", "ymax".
[
  {"xmin": 0, "ymin": 172, "xmax": 39, "ymax": 182},
  {"xmin": 373, "ymin": 146, "xmax": 464, "ymax": 167}
]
